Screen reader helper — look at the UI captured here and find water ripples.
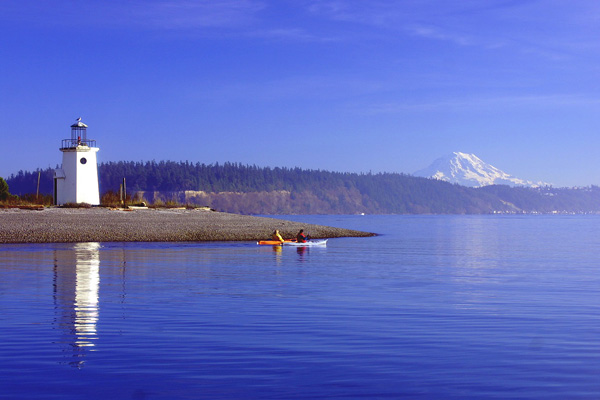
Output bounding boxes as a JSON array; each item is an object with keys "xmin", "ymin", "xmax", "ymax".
[{"xmin": 1, "ymin": 216, "xmax": 600, "ymax": 398}]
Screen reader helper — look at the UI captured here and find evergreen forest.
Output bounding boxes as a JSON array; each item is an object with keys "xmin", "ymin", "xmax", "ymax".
[{"xmin": 5, "ymin": 161, "xmax": 600, "ymax": 214}]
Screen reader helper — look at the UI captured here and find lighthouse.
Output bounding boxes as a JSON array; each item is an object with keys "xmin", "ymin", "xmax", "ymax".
[{"xmin": 53, "ymin": 118, "xmax": 100, "ymax": 205}]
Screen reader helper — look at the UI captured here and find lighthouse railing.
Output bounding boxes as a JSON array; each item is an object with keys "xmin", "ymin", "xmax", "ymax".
[{"xmin": 61, "ymin": 139, "xmax": 97, "ymax": 149}]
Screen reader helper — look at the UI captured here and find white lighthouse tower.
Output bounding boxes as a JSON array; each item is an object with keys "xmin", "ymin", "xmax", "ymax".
[{"xmin": 53, "ymin": 118, "xmax": 100, "ymax": 205}]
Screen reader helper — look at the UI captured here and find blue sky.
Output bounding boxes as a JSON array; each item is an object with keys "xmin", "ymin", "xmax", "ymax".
[{"xmin": 1, "ymin": 0, "xmax": 599, "ymax": 187}]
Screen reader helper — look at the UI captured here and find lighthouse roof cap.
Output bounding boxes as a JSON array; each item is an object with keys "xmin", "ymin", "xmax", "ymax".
[{"xmin": 71, "ymin": 118, "xmax": 88, "ymax": 128}]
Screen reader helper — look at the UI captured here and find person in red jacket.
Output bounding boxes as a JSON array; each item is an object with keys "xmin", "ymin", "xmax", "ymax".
[{"xmin": 296, "ymin": 229, "xmax": 308, "ymax": 243}]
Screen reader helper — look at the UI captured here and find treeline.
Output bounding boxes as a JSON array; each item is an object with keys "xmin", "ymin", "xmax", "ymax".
[{"xmin": 5, "ymin": 161, "xmax": 600, "ymax": 214}]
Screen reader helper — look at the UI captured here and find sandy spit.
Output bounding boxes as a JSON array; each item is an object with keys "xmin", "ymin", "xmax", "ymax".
[{"xmin": 0, "ymin": 207, "xmax": 375, "ymax": 244}]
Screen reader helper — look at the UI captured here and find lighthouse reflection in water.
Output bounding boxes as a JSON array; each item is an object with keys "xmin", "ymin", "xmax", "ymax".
[{"xmin": 53, "ymin": 242, "xmax": 100, "ymax": 368}]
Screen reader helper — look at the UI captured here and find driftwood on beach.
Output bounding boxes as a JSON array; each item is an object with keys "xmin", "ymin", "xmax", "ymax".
[{"xmin": 0, "ymin": 207, "xmax": 375, "ymax": 244}]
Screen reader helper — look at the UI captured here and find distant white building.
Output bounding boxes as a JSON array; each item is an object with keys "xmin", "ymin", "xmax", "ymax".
[{"xmin": 53, "ymin": 118, "xmax": 100, "ymax": 205}]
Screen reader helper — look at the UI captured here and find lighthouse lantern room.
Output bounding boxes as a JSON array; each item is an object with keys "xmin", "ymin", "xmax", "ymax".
[{"xmin": 53, "ymin": 118, "xmax": 100, "ymax": 205}]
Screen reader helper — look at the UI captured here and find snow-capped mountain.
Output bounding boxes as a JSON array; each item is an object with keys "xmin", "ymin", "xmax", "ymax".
[{"xmin": 413, "ymin": 152, "xmax": 550, "ymax": 188}]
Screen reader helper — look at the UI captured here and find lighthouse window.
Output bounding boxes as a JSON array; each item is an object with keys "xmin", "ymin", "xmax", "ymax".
[{"xmin": 80, "ymin": 157, "xmax": 87, "ymax": 165}]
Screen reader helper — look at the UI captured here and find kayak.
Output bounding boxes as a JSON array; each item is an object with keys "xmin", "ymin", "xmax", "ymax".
[
  {"xmin": 257, "ymin": 239, "xmax": 328, "ymax": 246},
  {"xmin": 257, "ymin": 239, "xmax": 295, "ymax": 245},
  {"xmin": 284, "ymin": 239, "xmax": 328, "ymax": 247}
]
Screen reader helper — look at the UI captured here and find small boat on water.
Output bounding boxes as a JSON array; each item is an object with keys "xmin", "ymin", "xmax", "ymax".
[
  {"xmin": 257, "ymin": 239, "xmax": 295, "ymax": 245},
  {"xmin": 257, "ymin": 239, "xmax": 328, "ymax": 246},
  {"xmin": 284, "ymin": 239, "xmax": 328, "ymax": 247}
]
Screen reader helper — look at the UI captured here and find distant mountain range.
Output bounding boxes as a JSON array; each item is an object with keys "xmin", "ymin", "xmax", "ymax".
[
  {"xmin": 414, "ymin": 152, "xmax": 551, "ymax": 188},
  {"xmin": 7, "ymin": 160, "xmax": 600, "ymax": 215}
]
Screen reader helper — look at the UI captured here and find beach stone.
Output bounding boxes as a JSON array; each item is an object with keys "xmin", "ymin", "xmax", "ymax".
[{"xmin": 0, "ymin": 207, "xmax": 375, "ymax": 243}]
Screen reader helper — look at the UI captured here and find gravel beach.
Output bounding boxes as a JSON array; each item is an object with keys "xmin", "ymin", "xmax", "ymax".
[{"xmin": 0, "ymin": 207, "xmax": 375, "ymax": 243}]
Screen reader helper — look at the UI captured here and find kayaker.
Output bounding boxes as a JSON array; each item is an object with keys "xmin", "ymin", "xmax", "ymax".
[
  {"xmin": 296, "ymin": 229, "xmax": 308, "ymax": 243},
  {"xmin": 271, "ymin": 230, "xmax": 285, "ymax": 243}
]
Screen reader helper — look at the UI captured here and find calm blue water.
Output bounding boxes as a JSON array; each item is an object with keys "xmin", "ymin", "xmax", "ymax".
[{"xmin": 1, "ymin": 215, "xmax": 599, "ymax": 399}]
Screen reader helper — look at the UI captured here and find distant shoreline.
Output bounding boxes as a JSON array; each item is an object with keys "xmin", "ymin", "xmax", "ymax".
[{"xmin": 0, "ymin": 207, "xmax": 375, "ymax": 244}]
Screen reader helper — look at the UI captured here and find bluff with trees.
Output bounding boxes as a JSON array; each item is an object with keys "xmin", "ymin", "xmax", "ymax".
[{"xmin": 5, "ymin": 161, "xmax": 600, "ymax": 214}]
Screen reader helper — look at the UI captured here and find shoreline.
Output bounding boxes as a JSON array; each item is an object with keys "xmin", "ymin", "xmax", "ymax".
[{"xmin": 0, "ymin": 207, "xmax": 375, "ymax": 244}]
